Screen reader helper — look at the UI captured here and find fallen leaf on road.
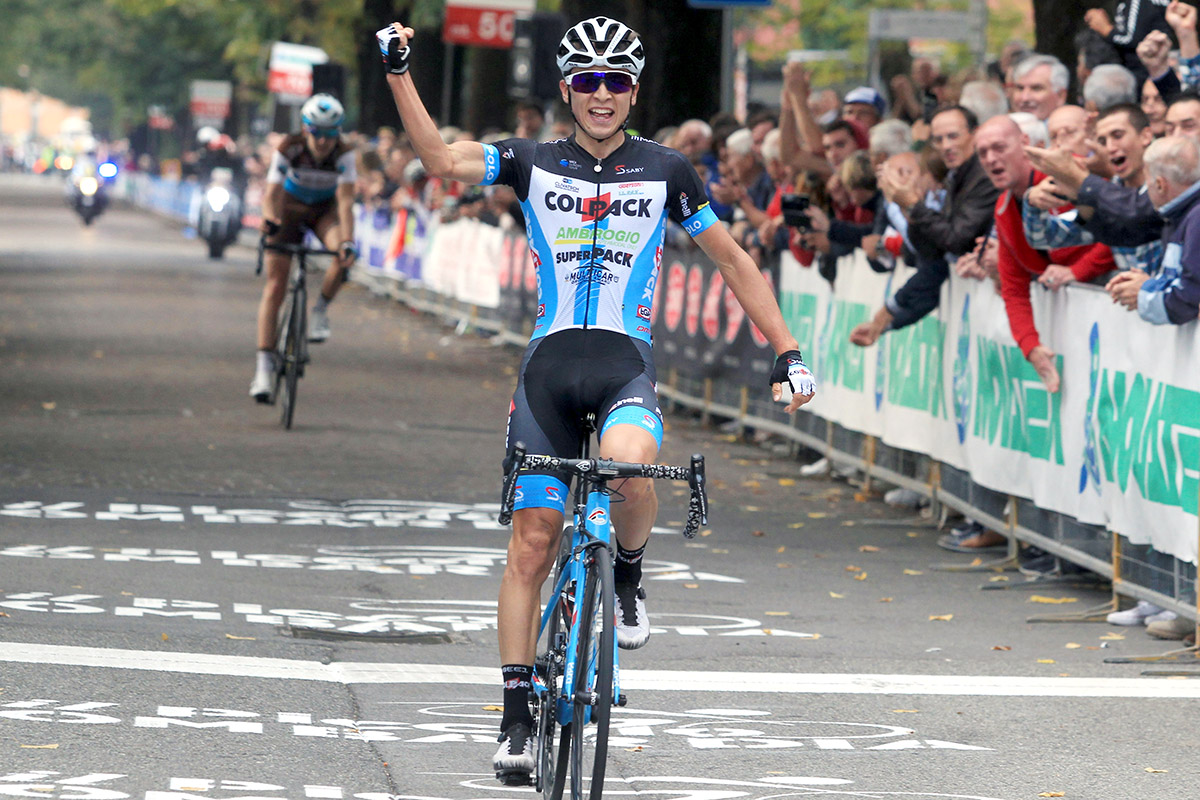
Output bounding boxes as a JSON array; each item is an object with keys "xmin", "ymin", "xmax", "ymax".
[
  {"xmin": 20, "ymin": 745, "xmax": 59, "ymax": 750},
  {"xmin": 742, "ymin": 505, "xmax": 761, "ymax": 512},
  {"xmin": 807, "ymin": 512, "xmax": 827, "ymax": 519},
  {"xmin": 742, "ymin": 480, "xmax": 761, "ymax": 488},
  {"xmin": 1064, "ymin": 643, "xmax": 1082, "ymax": 649},
  {"xmin": 1028, "ymin": 595, "xmax": 1078, "ymax": 604},
  {"xmin": 854, "ymin": 572, "xmax": 867, "ymax": 581},
  {"xmin": 712, "ymin": 548, "xmax": 729, "ymax": 554},
  {"xmin": 992, "ymin": 645, "xmax": 1012, "ymax": 651},
  {"xmin": 1037, "ymin": 793, "xmax": 1065, "ymax": 798},
  {"xmin": 683, "ymin": 583, "xmax": 699, "ymax": 589},
  {"xmin": 1037, "ymin": 659, "xmax": 1056, "ymax": 664},
  {"xmin": 778, "ymin": 478, "xmax": 796, "ymax": 487},
  {"xmin": 482, "ymin": 705, "xmax": 503, "ymax": 712},
  {"xmin": 161, "ymin": 633, "xmax": 169, "ymax": 641},
  {"xmin": 752, "ymin": 530, "xmax": 765, "ymax": 536},
  {"xmin": 1100, "ymin": 632, "xmax": 1125, "ymax": 640},
  {"xmin": 776, "ymin": 562, "xmax": 792, "ymax": 568},
  {"xmin": 225, "ymin": 634, "xmax": 255, "ymax": 641},
  {"xmin": 879, "ymin": 597, "xmax": 893, "ymax": 602},
  {"xmin": 777, "ymin": 546, "xmax": 786, "ymax": 553},
  {"xmin": 41, "ymin": 402, "xmax": 56, "ymax": 410},
  {"xmin": 764, "ymin": 611, "xmax": 790, "ymax": 616},
  {"xmin": 859, "ymin": 545, "xmax": 880, "ymax": 552},
  {"xmin": 0, "ymin": 611, "xmax": 8, "ymax": 617},
  {"xmin": 829, "ymin": 592, "xmax": 845, "ymax": 599},
  {"xmin": 929, "ymin": 614, "xmax": 953, "ymax": 621},
  {"xmin": 907, "ymin": 531, "xmax": 920, "ymax": 538},
  {"xmin": 788, "ymin": 522, "xmax": 805, "ymax": 529},
  {"xmin": 892, "ymin": 709, "xmax": 918, "ymax": 713},
  {"xmin": 969, "ymin": 557, "xmax": 983, "ymax": 566},
  {"xmin": 845, "ymin": 565, "xmax": 862, "ymax": 572},
  {"xmin": 853, "ymin": 492, "xmax": 871, "ymax": 502},
  {"xmin": 700, "ymin": 529, "xmax": 712, "ymax": 537},
  {"xmin": 1144, "ymin": 767, "xmax": 1168, "ymax": 773},
  {"xmin": 841, "ymin": 520, "xmax": 856, "ymax": 527},
  {"xmin": 904, "ymin": 569, "xmax": 924, "ymax": 575},
  {"xmin": 625, "ymin": 746, "xmax": 643, "ymax": 752},
  {"xmin": 989, "ymin": 575, "xmax": 1010, "ymax": 582}
]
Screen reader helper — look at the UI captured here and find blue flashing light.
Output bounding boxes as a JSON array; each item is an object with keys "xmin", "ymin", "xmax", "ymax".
[{"xmin": 98, "ymin": 162, "xmax": 119, "ymax": 179}]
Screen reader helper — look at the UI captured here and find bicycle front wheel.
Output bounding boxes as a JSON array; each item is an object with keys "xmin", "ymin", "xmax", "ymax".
[
  {"xmin": 280, "ymin": 289, "xmax": 305, "ymax": 429},
  {"xmin": 537, "ymin": 530, "xmax": 573, "ymax": 800},
  {"xmin": 568, "ymin": 544, "xmax": 614, "ymax": 800}
]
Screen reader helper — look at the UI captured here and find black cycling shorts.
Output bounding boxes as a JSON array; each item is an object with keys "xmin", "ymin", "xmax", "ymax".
[
  {"xmin": 506, "ymin": 328, "xmax": 663, "ymax": 512},
  {"xmin": 272, "ymin": 193, "xmax": 336, "ymax": 245}
]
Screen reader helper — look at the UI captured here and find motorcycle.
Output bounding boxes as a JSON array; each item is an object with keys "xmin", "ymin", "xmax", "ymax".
[
  {"xmin": 197, "ymin": 168, "xmax": 242, "ymax": 259},
  {"xmin": 68, "ymin": 171, "xmax": 107, "ymax": 225}
]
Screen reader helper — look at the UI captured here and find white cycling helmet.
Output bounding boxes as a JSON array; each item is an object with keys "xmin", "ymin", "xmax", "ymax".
[
  {"xmin": 301, "ymin": 93, "xmax": 345, "ymax": 130},
  {"xmin": 196, "ymin": 126, "xmax": 220, "ymax": 146},
  {"xmin": 556, "ymin": 16, "xmax": 645, "ymax": 81}
]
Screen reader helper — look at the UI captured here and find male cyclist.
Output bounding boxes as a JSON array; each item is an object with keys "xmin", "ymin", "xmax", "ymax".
[
  {"xmin": 377, "ymin": 17, "xmax": 817, "ymax": 781},
  {"xmin": 251, "ymin": 93, "xmax": 358, "ymax": 402}
]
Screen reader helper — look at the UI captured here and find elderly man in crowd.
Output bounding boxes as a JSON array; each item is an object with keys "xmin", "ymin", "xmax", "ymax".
[
  {"xmin": 1106, "ymin": 135, "xmax": 1200, "ymax": 324},
  {"xmin": 1011, "ymin": 54, "xmax": 1071, "ymax": 121},
  {"xmin": 1082, "ymin": 63, "xmax": 1139, "ymax": 114},
  {"xmin": 850, "ymin": 105, "xmax": 999, "ymax": 344},
  {"xmin": 977, "ymin": 116, "xmax": 1116, "ymax": 393}
]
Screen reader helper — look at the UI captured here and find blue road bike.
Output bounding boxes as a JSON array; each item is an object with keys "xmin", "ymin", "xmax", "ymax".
[{"xmin": 499, "ymin": 417, "xmax": 708, "ymax": 800}]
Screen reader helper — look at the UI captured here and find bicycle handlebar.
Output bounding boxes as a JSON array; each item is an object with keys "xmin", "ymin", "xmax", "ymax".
[
  {"xmin": 256, "ymin": 236, "xmax": 339, "ymax": 275},
  {"xmin": 499, "ymin": 443, "xmax": 709, "ymax": 538}
]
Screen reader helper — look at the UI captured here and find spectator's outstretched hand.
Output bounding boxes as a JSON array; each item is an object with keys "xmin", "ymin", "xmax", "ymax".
[
  {"xmin": 1137, "ymin": 30, "xmax": 1173, "ymax": 78},
  {"xmin": 1167, "ymin": 1, "xmax": 1197, "ymax": 34},
  {"xmin": 1085, "ymin": 8, "xmax": 1114, "ymax": 37},
  {"xmin": 782, "ymin": 62, "xmax": 811, "ymax": 101},
  {"xmin": 1026, "ymin": 176, "xmax": 1071, "ymax": 210},
  {"xmin": 804, "ymin": 203, "xmax": 831, "ymax": 233},
  {"xmin": 1028, "ymin": 345, "xmax": 1061, "ymax": 393},
  {"xmin": 1025, "ymin": 146, "xmax": 1089, "ymax": 194}
]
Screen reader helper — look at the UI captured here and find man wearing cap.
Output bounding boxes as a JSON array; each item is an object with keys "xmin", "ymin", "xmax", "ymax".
[{"xmin": 843, "ymin": 86, "xmax": 887, "ymax": 129}]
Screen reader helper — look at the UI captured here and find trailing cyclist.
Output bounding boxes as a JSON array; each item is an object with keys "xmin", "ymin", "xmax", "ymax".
[
  {"xmin": 376, "ymin": 16, "xmax": 818, "ymax": 781},
  {"xmin": 251, "ymin": 93, "xmax": 359, "ymax": 402}
]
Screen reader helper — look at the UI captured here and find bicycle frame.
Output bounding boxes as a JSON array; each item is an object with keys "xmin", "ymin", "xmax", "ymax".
[{"xmin": 539, "ymin": 457, "xmax": 620, "ymax": 730}]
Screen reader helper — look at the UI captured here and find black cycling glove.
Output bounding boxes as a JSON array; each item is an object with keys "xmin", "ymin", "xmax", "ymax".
[
  {"xmin": 769, "ymin": 350, "xmax": 817, "ymax": 401},
  {"xmin": 376, "ymin": 26, "xmax": 411, "ymax": 75}
]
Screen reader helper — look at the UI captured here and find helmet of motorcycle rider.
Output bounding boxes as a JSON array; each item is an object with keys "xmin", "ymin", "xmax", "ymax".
[
  {"xmin": 196, "ymin": 126, "xmax": 221, "ymax": 147},
  {"xmin": 556, "ymin": 16, "xmax": 645, "ymax": 81},
  {"xmin": 301, "ymin": 94, "xmax": 345, "ymax": 133}
]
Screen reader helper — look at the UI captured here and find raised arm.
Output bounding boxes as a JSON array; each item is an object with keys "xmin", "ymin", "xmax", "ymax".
[{"xmin": 378, "ymin": 23, "xmax": 489, "ymax": 185}]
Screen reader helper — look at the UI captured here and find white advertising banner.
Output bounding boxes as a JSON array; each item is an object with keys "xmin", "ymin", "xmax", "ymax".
[{"xmin": 779, "ymin": 251, "xmax": 1200, "ymax": 566}]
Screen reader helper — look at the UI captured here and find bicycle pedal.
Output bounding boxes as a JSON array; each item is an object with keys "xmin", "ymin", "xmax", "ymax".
[{"xmin": 495, "ymin": 770, "xmax": 533, "ymax": 787}]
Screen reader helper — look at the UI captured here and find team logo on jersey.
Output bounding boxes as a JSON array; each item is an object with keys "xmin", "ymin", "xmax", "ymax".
[
  {"xmin": 557, "ymin": 247, "xmax": 632, "ymax": 268},
  {"xmin": 614, "ymin": 164, "xmax": 645, "ymax": 175},
  {"xmin": 544, "ymin": 191, "xmax": 653, "ymax": 222},
  {"xmin": 554, "ymin": 179, "xmax": 580, "ymax": 193},
  {"xmin": 679, "ymin": 191, "xmax": 692, "ymax": 218},
  {"xmin": 559, "ymin": 159, "xmax": 582, "ymax": 170},
  {"xmin": 637, "ymin": 304, "xmax": 652, "ymax": 320},
  {"xmin": 501, "ymin": 147, "xmax": 515, "ymax": 159},
  {"xmin": 537, "ymin": 303, "xmax": 545, "ymax": 317}
]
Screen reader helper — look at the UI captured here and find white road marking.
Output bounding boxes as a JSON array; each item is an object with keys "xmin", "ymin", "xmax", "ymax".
[{"xmin": 1, "ymin": 642, "xmax": 1197, "ymax": 698}]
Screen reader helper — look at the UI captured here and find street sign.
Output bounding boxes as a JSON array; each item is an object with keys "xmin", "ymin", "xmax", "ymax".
[
  {"xmin": 443, "ymin": 0, "xmax": 536, "ymax": 49},
  {"xmin": 867, "ymin": 9, "xmax": 981, "ymax": 42},
  {"xmin": 189, "ymin": 80, "xmax": 232, "ymax": 128},
  {"xmin": 267, "ymin": 41, "xmax": 329, "ymax": 103}
]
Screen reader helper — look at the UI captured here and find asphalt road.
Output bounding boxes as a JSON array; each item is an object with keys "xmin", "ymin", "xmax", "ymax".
[{"xmin": 1, "ymin": 173, "xmax": 1197, "ymax": 799}]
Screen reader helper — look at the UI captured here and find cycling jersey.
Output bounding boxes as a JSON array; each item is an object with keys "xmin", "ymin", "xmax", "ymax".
[
  {"xmin": 479, "ymin": 134, "xmax": 718, "ymax": 344},
  {"xmin": 267, "ymin": 134, "xmax": 357, "ymax": 206}
]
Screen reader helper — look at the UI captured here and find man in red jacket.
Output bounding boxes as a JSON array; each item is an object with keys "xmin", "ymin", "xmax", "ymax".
[{"xmin": 974, "ymin": 115, "xmax": 1116, "ymax": 392}]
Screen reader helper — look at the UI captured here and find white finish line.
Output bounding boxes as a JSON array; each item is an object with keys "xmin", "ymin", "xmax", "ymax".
[{"xmin": 1, "ymin": 641, "xmax": 1197, "ymax": 698}]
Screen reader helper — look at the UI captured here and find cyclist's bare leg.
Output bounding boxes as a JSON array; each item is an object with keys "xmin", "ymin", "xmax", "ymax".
[
  {"xmin": 313, "ymin": 215, "xmax": 349, "ymax": 300},
  {"xmin": 498, "ymin": 506, "xmax": 563, "ymax": 664},
  {"xmin": 599, "ymin": 424, "xmax": 660, "ymax": 552},
  {"xmin": 256, "ymin": 250, "xmax": 292, "ymax": 349}
]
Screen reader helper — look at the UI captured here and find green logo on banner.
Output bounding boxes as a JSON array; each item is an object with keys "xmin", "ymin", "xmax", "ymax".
[
  {"xmin": 972, "ymin": 338, "xmax": 1065, "ymax": 464},
  {"xmin": 1098, "ymin": 370, "xmax": 1200, "ymax": 514},
  {"xmin": 886, "ymin": 314, "xmax": 947, "ymax": 418}
]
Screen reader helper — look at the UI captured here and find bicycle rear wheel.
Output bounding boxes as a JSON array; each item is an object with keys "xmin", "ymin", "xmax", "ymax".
[
  {"xmin": 279, "ymin": 288, "xmax": 305, "ymax": 429},
  {"xmin": 567, "ymin": 544, "xmax": 614, "ymax": 800}
]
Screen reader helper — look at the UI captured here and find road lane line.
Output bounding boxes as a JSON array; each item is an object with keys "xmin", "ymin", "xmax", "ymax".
[{"xmin": 2, "ymin": 642, "xmax": 1197, "ymax": 698}]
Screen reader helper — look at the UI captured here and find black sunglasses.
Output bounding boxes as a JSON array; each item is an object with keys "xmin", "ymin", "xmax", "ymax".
[{"xmin": 569, "ymin": 71, "xmax": 635, "ymax": 94}]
